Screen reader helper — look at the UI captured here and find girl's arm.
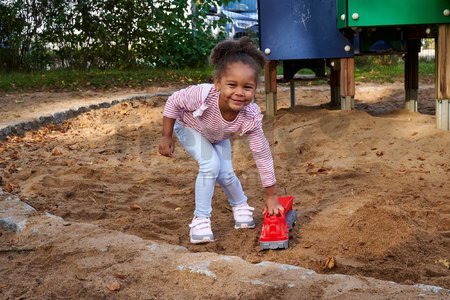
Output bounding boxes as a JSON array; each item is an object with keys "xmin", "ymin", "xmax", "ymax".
[
  {"xmin": 159, "ymin": 117, "xmax": 176, "ymax": 157},
  {"xmin": 246, "ymin": 127, "xmax": 282, "ymax": 215}
]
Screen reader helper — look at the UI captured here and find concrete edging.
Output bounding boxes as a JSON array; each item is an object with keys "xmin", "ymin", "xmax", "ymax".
[{"xmin": 0, "ymin": 92, "xmax": 173, "ymax": 141}]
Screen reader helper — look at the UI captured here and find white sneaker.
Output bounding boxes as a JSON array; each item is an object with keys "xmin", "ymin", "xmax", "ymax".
[
  {"xmin": 189, "ymin": 217, "xmax": 214, "ymax": 244},
  {"xmin": 232, "ymin": 203, "xmax": 255, "ymax": 229}
]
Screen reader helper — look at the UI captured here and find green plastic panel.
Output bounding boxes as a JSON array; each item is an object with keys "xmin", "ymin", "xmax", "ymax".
[
  {"xmin": 336, "ymin": 0, "xmax": 346, "ymax": 28},
  {"xmin": 337, "ymin": 0, "xmax": 450, "ymax": 28}
]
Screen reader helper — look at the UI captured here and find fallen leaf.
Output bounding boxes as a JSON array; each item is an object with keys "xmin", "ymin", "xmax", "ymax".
[
  {"xmin": 8, "ymin": 152, "xmax": 19, "ymax": 160},
  {"xmin": 317, "ymin": 168, "xmax": 330, "ymax": 174},
  {"xmin": 436, "ymin": 258, "xmax": 450, "ymax": 269},
  {"xmin": 306, "ymin": 162, "xmax": 315, "ymax": 170},
  {"xmin": 322, "ymin": 256, "xmax": 336, "ymax": 270},
  {"xmin": 67, "ymin": 144, "xmax": 80, "ymax": 150},
  {"xmin": 51, "ymin": 147, "xmax": 63, "ymax": 156},
  {"xmin": 106, "ymin": 281, "xmax": 121, "ymax": 291},
  {"xmin": 130, "ymin": 204, "xmax": 142, "ymax": 211},
  {"xmin": 3, "ymin": 183, "xmax": 13, "ymax": 193},
  {"xmin": 175, "ymin": 207, "xmax": 182, "ymax": 211},
  {"xmin": 75, "ymin": 274, "xmax": 88, "ymax": 281},
  {"xmin": 113, "ymin": 273, "xmax": 126, "ymax": 279},
  {"xmin": 64, "ymin": 159, "xmax": 76, "ymax": 167}
]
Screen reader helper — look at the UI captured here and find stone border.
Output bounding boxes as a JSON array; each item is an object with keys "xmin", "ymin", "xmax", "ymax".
[{"xmin": 0, "ymin": 92, "xmax": 173, "ymax": 141}]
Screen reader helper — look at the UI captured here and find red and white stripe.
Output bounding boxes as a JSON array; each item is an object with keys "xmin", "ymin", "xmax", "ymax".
[{"xmin": 163, "ymin": 84, "xmax": 276, "ymax": 187}]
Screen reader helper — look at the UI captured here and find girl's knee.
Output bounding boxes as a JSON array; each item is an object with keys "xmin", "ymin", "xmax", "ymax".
[
  {"xmin": 198, "ymin": 157, "xmax": 221, "ymax": 178},
  {"xmin": 217, "ymin": 171, "xmax": 237, "ymax": 186}
]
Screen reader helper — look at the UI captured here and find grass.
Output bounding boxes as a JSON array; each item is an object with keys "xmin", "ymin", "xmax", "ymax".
[
  {"xmin": 0, "ymin": 58, "xmax": 436, "ymax": 93},
  {"xmin": 277, "ymin": 56, "xmax": 435, "ymax": 85},
  {"xmin": 0, "ymin": 67, "xmax": 214, "ymax": 93},
  {"xmin": 355, "ymin": 57, "xmax": 435, "ymax": 83}
]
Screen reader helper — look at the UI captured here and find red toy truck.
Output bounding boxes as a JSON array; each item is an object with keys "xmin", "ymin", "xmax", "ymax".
[{"xmin": 259, "ymin": 196, "xmax": 297, "ymax": 250}]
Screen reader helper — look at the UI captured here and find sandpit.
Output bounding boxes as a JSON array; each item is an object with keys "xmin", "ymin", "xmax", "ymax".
[{"xmin": 0, "ymin": 82, "xmax": 449, "ymax": 295}]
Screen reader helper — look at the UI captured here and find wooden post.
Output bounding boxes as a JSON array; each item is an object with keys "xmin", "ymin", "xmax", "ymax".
[
  {"xmin": 290, "ymin": 80, "xmax": 295, "ymax": 109},
  {"xmin": 436, "ymin": 24, "xmax": 450, "ymax": 131},
  {"xmin": 340, "ymin": 57, "xmax": 355, "ymax": 111},
  {"xmin": 264, "ymin": 60, "xmax": 277, "ymax": 117},
  {"xmin": 405, "ymin": 40, "xmax": 420, "ymax": 112},
  {"xmin": 330, "ymin": 59, "xmax": 340, "ymax": 107}
]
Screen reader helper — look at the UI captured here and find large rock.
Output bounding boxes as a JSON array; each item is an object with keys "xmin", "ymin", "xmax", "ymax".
[{"xmin": 0, "ymin": 191, "xmax": 36, "ymax": 232}]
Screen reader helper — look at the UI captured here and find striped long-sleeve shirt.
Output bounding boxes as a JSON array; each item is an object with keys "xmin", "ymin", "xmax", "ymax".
[{"xmin": 163, "ymin": 84, "xmax": 276, "ymax": 187}]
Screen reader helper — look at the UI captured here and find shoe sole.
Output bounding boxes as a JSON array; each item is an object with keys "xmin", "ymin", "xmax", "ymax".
[
  {"xmin": 234, "ymin": 224, "xmax": 256, "ymax": 229},
  {"xmin": 190, "ymin": 238, "xmax": 215, "ymax": 244}
]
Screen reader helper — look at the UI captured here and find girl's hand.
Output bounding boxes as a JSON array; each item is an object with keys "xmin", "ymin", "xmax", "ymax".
[
  {"xmin": 159, "ymin": 136, "xmax": 174, "ymax": 157},
  {"xmin": 265, "ymin": 194, "xmax": 284, "ymax": 216}
]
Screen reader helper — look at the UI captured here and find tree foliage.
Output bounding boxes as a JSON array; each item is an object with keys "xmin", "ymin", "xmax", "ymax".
[{"xmin": 0, "ymin": 0, "xmax": 224, "ymax": 71}]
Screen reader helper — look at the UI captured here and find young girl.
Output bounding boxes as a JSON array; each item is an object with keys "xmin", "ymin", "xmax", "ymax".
[{"xmin": 159, "ymin": 37, "xmax": 282, "ymax": 244}]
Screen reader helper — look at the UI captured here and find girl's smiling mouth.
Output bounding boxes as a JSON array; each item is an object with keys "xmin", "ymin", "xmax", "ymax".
[{"xmin": 231, "ymin": 99, "xmax": 245, "ymax": 104}]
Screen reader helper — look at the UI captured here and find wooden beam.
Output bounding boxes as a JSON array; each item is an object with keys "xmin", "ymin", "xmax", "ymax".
[
  {"xmin": 330, "ymin": 59, "xmax": 340, "ymax": 107},
  {"xmin": 290, "ymin": 81, "xmax": 296, "ymax": 109},
  {"xmin": 264, "ymin": 60, "xmax": 278, "ymax": 117},
  {"xmin": 436, "ymin": 24, "xmax": 450, "ymax": 131},
  {"xmin": 405, "ymin": 40, "xmax": 420, "ymax": 112},
  {"xmin": 340, "ymin": 58, "xmax": 355, "ymax": 111},
  {"xmin": 436, "ymin": 25, "xmax": 450, "ymax": 100}
]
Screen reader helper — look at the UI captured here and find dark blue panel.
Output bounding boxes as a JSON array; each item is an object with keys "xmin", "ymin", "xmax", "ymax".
[{"xmin": 258, "ymin": 0, "xmax": 353, "ymax": 60}]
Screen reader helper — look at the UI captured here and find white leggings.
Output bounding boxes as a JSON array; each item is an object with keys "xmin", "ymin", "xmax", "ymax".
[{"xmin": 174, "ymin": 122, "xmax": 247, "ymax": 217}]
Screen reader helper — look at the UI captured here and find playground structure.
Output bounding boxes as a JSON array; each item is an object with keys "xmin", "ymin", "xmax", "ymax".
[{"xmin": 258, "ymin": 0, "xmax": 450, "ymax": 130}]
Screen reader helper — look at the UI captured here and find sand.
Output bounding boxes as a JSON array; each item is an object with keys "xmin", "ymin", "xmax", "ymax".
[{"xmin": 0, "ymin": 81, "xmax": 449, "ymax": 296}]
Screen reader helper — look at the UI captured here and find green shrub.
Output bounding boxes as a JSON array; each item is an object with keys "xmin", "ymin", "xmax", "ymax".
[{"xmin": 0, "ymin": 0, "xmax": 224, "ymax": 71}]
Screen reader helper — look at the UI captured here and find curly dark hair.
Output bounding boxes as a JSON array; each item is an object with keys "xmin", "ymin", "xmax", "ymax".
[{"xmin": 209, "ymin": 37, "xmax": 266, "ymax": 82}]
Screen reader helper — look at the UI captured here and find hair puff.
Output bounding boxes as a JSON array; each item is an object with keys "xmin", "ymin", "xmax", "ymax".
[{"xmin": 209, "ymin": 37, "xmax": 266, "ymax": 81}]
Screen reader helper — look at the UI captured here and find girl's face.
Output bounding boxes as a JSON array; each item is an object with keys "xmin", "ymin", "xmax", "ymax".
[{"xmin": 215, "ymin": 62, "xmax": 257, "ymax": 114}]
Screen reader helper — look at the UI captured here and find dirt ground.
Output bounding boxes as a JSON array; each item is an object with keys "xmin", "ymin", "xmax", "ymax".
[{"xmin": 0, "ymin": 80, "xmax": 449, "ymax": 294}]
